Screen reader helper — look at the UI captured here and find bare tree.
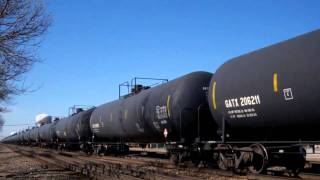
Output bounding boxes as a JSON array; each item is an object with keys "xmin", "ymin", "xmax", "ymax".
[{"xmin": 0, "ymin": 0, "xmax": 51, "ymax": 129}]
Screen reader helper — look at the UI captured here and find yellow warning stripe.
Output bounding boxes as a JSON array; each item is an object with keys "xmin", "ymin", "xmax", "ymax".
[
  {"xmin": 273, "ymin": 73, "xmax": 278, "ymax": 92},
  {"xmin": 166, "ymin": 95, "xmax": 171, "ymax": 118},
  {"xmin": 212, "ymin": 82, "xmax": 217, "ymax": 110}
]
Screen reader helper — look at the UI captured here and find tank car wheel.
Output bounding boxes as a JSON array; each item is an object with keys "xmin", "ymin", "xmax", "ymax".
[
  {"xmin": 190, "ymin": 151, "xmax": 201, "ymax": 167},
  {"xmin": 178, "ymin": 151, "xmax": 188, "ymax": 164},
  {"xmin": 287, "ymin": 168, "xmax": 301, "ymax": 177},
  {"xmin": 170, "ymin": 153, "xmax": 179, "ymax": 165},
  {"xmin": 248, "ymin": 144, "xmax": 268, "ymax": 174},
  {"xmin": 288, "ymin": 146, "xmax": 305, "ymax": 177},
  {"xmin": 217, "ymin": 153, "xmax": 229, "ymax": 170},
  {"xmin": 215, "ymin": 144, "xmax": 233, "ymax": 170}
]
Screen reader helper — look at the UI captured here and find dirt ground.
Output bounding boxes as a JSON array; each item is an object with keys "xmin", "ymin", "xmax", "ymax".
[{"xmin": 0, "ymin": 144, "xmax": 85, "ymax": 179}]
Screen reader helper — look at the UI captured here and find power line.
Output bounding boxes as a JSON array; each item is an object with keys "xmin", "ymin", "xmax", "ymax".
[{"xmin": 1, "ymin": 124, "xmax": 33, "ymax": 126}]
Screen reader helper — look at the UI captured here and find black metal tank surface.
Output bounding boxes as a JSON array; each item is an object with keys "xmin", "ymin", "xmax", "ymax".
[
  {"xmin": 1, "ymin": 136, "xmax": 9, "ymax": 143},
  {"xmin": 1, "ymin": 134, "xmax": 16, "ymax": 144},
  {"xmin": 208, "ymin": 29, "xmax": 320, "ymax": 143},
  {"xmin": 17, "ymin": 132, "xmax": 23, "ymax": 144},
  {"xmin": 54, "ymin": 108, "xmax": 95, "ymax": 143},
  {"xmin": 29, "ymin": 127, "xmax": 40, "ymax": 142},
  {"xmin": 0, "ymin": 137, "xmax": 7, "ymax": 143},
  {"xmin": 22, "ymin": 130, "xmax": 29, "ymax": 143},
  {"xmin": 39, "ymin": 122, "xmax": 56, "ymax": 143},
  {"xmin": 90, "ymin": 71, "xmax": 216, "ymax": 143},
  {"xmin": 26, "ymin": 129, "xmax": 32, "ymax": 142}
]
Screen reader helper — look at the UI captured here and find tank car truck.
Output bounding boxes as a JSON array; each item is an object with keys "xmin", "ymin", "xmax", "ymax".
[{"xmin": 208, "ymin": 29, "xmax": 320, "ymax": 175}]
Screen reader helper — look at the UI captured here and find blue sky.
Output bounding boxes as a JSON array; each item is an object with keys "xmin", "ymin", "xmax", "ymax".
[{"xmin": 1, "ymin": 0, "xmax": 319, "ymax": 138}]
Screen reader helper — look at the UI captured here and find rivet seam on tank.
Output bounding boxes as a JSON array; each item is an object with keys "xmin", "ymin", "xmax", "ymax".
[
  {"xmin": 166, "ymin": 95, "xmax": 171, "ymax": 118},
  {"xmin": 212, "ymin": 82, "xmax": 217, "ymax": 110},
  {"xmin": 273, "ymin": 73, "xmax": 278, "ymax": 92}
]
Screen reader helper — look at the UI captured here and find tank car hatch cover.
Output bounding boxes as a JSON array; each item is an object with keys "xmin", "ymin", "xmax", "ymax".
[{"xmin": 119, "ymin": 77, "xmax": 168, "ymax": 99}]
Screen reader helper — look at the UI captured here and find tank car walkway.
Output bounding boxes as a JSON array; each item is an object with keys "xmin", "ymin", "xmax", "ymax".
[{"xmin": 0, "ymin": 143, "xmax": 84, "ymax": 179}]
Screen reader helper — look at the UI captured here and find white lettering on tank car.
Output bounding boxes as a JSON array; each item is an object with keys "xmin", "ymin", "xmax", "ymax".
[
  {"xmin": 92, "ymin": 123, "xmax": 100, "ymax": 129},
  {"xmin": 153, "ymin": 121, "xmax": 161, "ymax": 130},
  {"xmin": 240, "ymin": 95, "xmax": 261, "ymax": 106},
  {"xmin": 228, "ymin": 108, "xmax": 257, "ymax": 119},
  {"xmin": 160, "ymin": 120, "xmax": 167, "ymax": 124},
  {"xmin": 225, "ymin": 95, "xmax": 261, "ymax": 108},
  {"xmin": 156, "ymin": 105, "xmax": 168, "ymax": 119},
  {"xmin": 225, "ymin": 99, "xmax": 239, "ymax": 108},
  {"xmin": 283, "ymin": 88, "xmax": 294, "ymax": 101}
]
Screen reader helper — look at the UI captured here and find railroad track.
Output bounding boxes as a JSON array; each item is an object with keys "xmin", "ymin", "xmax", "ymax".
[{"xmin": 5, "ymin": 144, "xmax": 320, "ymax": 180}]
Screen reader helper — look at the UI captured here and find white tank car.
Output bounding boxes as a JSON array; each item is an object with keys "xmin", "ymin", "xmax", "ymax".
[{"xmin": 36, "ymin": 114, "xmax": 52, "ymax": 126}]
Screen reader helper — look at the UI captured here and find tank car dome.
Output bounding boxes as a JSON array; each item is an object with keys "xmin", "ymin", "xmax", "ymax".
[{"xmin": 35, "ymin": 113, "xmax": 52, "ymax": 126}]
